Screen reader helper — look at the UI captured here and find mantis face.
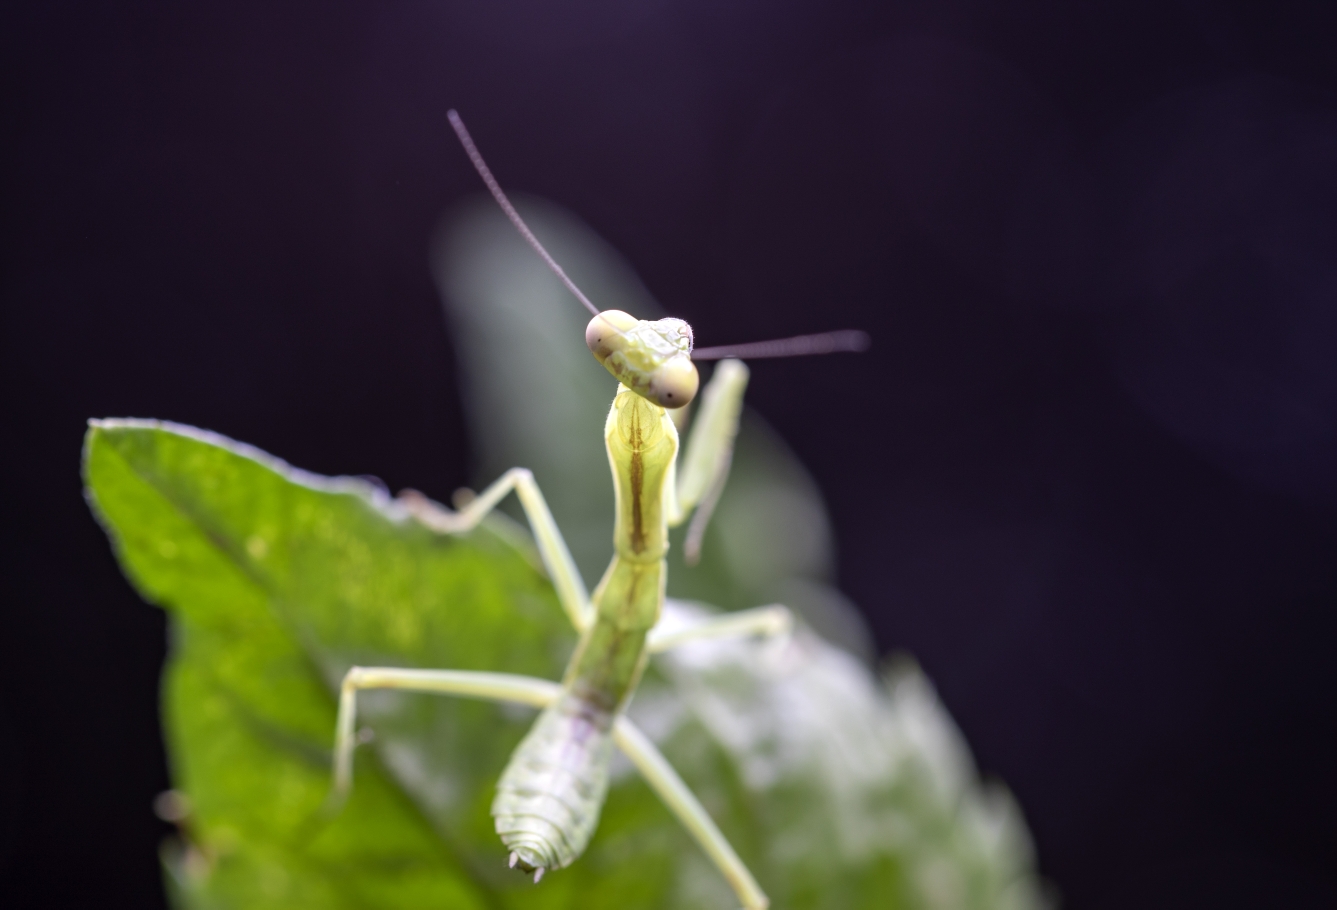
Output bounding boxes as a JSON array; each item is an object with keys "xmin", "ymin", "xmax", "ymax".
[{"xmin": 585, "ymin": 309, "xmax": 700, "ymax": 409}]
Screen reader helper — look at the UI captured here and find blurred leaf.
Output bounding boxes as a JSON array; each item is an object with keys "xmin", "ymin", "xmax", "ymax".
[{"xmin": 433, "ymin": 196, "xmax": 874, "ymax": 661}]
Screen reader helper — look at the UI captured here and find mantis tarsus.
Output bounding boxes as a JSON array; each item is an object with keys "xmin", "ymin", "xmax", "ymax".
[{"xmin": 330, "ymin": 111, "xmax": 867, "ymax": 910}]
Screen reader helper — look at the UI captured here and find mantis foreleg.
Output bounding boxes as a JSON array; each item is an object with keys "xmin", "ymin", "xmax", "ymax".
[
  {"xmin": 647, "ymin": 604, "xmax": 792, "ymax": 654},
  {"xmin": 403, "ymin": 467, "xmax": 592, "ymax": 630},
  {"xmin": 332, "ymin": 667, "xmax": 561, "ymax": 798},
  {"xmin": 613, "ymin": 716, "xmax": 770, "ymax": 910},
  {"xmin": 671, "ymin": 359, "xmax": 750, "ymax": 563}
]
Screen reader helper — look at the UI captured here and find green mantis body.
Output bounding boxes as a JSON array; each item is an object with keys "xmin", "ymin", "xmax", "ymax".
[
  {"xmin": 335, "ymin": 333, "xmax": 781, "ymax": 908},
  {"xmin": 332, "ymin": 113, "xmax": 863, "ymax": 909}
]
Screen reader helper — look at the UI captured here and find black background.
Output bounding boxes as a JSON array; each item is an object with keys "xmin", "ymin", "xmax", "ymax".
[{"xmin": 3, "ymin": 2, "xmax": 1336, "ymax": 908}]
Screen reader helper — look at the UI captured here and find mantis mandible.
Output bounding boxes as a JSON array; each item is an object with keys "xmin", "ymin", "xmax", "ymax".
[{"xmin": 331, "ymin": 111, "xmax": 867, "ymax": 910}]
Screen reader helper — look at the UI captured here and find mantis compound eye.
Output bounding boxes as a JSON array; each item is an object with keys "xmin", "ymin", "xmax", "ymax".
[
  {"xmin": 585, "ymin": 309, "xmax": 640, "ymax": 362},
  {"xmin": 647, "ymin": 355, "xmax": 699, "ymax": 409}
]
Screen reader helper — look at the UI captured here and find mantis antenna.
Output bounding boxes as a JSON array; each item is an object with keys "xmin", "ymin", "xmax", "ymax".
[
  {"xmin": 692, "ymin": 329, "xmax": 870, "ymax": 360},
  {"xmin": 448, "ymin": 109, "xmax": 601, "ymax": 317},
  {"xmin": 447, "ymin": 109, "xmax": 870, "ymax": 361}
]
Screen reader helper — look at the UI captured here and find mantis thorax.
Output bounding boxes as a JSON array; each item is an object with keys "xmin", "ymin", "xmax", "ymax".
[{"xmin": 604, "ymin": 385, "xmax": 679, "ymax": 563}]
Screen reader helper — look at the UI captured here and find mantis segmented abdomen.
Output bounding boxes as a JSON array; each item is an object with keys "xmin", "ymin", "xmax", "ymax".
[{"xmin": 493, "ymin": 695, "xmax": 616, "ymax": 875}]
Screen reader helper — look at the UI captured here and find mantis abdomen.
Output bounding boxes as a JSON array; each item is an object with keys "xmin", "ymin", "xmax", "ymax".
[
  {"xmin": 493, "ymin": 694, "xmax": 616, "ymax": 874},
  {"xmin": 491, "ymin": 391, "xmax": 677, "ymax": 873}
]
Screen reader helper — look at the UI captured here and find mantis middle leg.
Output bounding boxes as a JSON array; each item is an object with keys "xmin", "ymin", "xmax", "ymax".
[
  {"xmin": 402, "ymin": 467, "xmax": 592, "ymax": 631},
  {"xmin": 647, "ymin": 604, "xmax": 792, "ymax": 654}
]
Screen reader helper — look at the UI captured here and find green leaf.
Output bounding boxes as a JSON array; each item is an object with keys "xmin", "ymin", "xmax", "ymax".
[
  {"xmin": 85, "ymin": 419, "xmax": 562, "ymax": 908},
  {"xmin": 85, "ymin": 419, "xmax": 1047, "ymax": 909}
]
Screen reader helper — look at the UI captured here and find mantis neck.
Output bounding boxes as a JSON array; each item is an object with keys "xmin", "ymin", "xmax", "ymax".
[{"xmin": 561, "ymin": 389, "xmax": 678, "ymax": 718}]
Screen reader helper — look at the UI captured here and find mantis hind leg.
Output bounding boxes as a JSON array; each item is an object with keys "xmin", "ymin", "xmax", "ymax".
[
  {"xmin": 613, "ymin": 716, "xmax": 770, "ymax": 910},
  {"xmin": 331, "ymin": 667, "xmax": 560, "ymax": 801},
  {"xmin": 401, "ymin": 467, "xmax": 593, "ymax": 631}
]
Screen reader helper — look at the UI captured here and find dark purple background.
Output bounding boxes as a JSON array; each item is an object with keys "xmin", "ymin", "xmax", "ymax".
[{"xmin": 3, "ymin": 2, "xmax": 1335, "ymax": 908}]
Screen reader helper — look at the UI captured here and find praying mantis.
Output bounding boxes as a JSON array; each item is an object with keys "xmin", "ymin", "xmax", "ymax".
[{"xmin": 330, "ymin": 112, "xmax": 867, "ymax": 910}]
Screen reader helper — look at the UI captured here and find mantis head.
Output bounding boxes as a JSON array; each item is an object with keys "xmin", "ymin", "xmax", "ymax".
[{"xmin": 586, "ymin": 309, "xmax": 700, "ymax": 409}]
